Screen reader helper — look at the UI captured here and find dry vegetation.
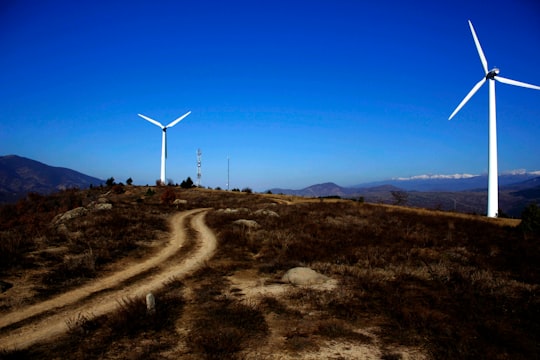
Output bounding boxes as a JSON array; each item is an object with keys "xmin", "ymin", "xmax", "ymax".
[{"xmin": 0, "ymin": 186, "xmax": 539, "ymax": 359}]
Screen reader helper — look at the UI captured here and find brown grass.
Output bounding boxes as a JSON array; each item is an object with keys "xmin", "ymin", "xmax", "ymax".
[{"xmin": 0, "ymin": 188, "xmax": 538, "ymax": 359}]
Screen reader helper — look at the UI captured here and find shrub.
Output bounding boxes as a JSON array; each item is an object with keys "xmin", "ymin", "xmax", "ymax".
[
  {"xmin": 520, "ymin": 203, "xmax": 540, "ymax": 234},
  {"xmin": 112, "ymin": 184, "xmax": 124, "ymax": 194},
  {"xmin": 180, "ymin": 177, "xmax": 194, "ymax": 189},
  {"xmin": 161, "ymin": 188, "xmax": 176, "ymax": 205}
]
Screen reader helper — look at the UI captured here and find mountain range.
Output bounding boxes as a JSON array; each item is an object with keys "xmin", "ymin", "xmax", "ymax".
[
  {"xmin": 0, "ymin": 155, "xmax": 104, "ymax": 203},
  {"xmin": 270, "ymin": 172, "xmax": 540, "ymax": 217},
  {"xmin": 1, "ymin": 154, "xmax": 538, "ymax": 217}
]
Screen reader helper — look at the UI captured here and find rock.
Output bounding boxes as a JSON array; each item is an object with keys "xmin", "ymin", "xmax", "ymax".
[
  {"xmin": 94, "ymin": 203, "xmax": 113, "ymax": 211},
  {"xmin": 254, "ymin": 209, "xmax": 279, "ymax": 217},
  {"xmin": 173, "ymin": 199, "xmax": 188, "ymax": 208},
  {"xmin": 53, "ymin": 207, "xmax": 88, "ymax": 224},
  {"xmin": 146, "ymin": 293, "xmax": 156, "ymax": 315},
  {"xmin": 281, "ymin": 267, "xmax": 330, "ymax": 286},
  {"xmin": 219, "ymin": 208, "xmax": 250, "ymax": 214},
  {"xmin": 233, "ymin": 219, "xmax": 260, "ymax": 229}
]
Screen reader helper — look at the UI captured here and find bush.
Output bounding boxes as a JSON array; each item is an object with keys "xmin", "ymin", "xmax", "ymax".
[
  {"xmin": 161, "ymin": 188, "xmax": 176, "ymax": 205},
  {"xmin": 520, "ymin": 203, "xmax": 540, "ymax": 234},
  {"xmin": 180, "ymin": 177, "xmax": 194, "ymax": 189}
]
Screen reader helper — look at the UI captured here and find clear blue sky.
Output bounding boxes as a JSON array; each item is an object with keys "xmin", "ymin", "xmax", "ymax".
[{"xmin": 1, "ymin": 1, "xmax": 539, "ymax": 191}]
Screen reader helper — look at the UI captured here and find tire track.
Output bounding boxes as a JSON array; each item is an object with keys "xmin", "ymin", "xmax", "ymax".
[{"xmin": 0, "ymin": 208, "xmax": 216, "ymax": 350}]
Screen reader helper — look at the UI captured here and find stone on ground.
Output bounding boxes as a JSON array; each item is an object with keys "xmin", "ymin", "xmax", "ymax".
[{"xmin": 281, "ymin": 267, "xmax": 330, "ymax": 286}]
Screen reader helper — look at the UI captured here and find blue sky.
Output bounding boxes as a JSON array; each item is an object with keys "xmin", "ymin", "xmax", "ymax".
[{"xmin": 1, "ymin": 1, "xmax": 540, "ymax": 191}]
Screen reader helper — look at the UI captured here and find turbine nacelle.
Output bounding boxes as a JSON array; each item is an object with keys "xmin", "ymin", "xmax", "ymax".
[{"xmin": 486, "ymin": 68, "xmax": 500, "ymax": 80}]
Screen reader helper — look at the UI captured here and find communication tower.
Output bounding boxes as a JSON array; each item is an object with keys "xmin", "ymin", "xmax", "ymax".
[{"xmin": 196, "ymin": 149, "xmax": 202, "ymax": 187}]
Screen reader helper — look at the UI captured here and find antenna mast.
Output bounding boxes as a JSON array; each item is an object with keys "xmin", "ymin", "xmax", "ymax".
[{"xmin": 197, "ymin": 148, "xmax": 202, "ymax": 187}]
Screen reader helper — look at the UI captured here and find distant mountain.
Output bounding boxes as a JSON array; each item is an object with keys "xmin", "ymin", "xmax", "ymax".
[
  {"xmin": 270, "ymin": 182, "xmax": 358, "ymax": 197},
  {"xmin": 269, "ymin": 174, "xmax": 540, "ymax": 217},
  {"xmin": 0, "ymin": 155, "xmax": 104, "ymax": 203},
  {"xmin": 269, "ymin": 182, "xmax": 403, "ymax": 199},
  {"xmin": 354, "ymin": 172, "xmax": 540, "ymax": 192}
]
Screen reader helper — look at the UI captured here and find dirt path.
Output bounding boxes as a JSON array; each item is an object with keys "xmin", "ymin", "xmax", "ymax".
[{"xmin": 0, "ymin": 208, "xmax": 217, "ymax": 351}]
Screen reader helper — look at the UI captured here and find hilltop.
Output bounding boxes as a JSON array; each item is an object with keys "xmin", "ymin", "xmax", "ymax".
[{"xmin": 0, "ymin": 186, "xmax": 538, "ymax": 359}]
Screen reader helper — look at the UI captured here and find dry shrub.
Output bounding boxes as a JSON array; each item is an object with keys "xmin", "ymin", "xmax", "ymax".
[
  {"xmin": 160, "ymin": 188, "xmax": 176, "ymax": 204},
  {"xmin": 188, "ymin": 300, "xmax": 268, "ymax": 359}
]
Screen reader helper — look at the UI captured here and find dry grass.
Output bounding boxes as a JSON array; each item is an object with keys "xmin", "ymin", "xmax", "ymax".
[{"xmin": 0, "ymin": 188, "xmax": 538, "ymax": 359}]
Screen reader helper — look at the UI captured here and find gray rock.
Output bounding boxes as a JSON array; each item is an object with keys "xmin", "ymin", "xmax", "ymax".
[
  {"xmin": 233, "ymin": 219, "xmax": 260, "ymax": 229},
  {"xmin": 254, "ymin": 209, "xmax": 279, "ymax": 217},
  {"xmin": 281, "ymin": 267, "xmax": 330, "ymax": 286},
  {"xmin": 53, "ymin": 207, "xmax": 88, "ymax": 224},
  {"xmin": 94, "ymin": 203, "xmax": 113, "ymax": 211},
  {"xmin": 146, "ymin": 292, "xmax": 156, "ymax": 315},
  {"xmin": 97, "ymin": 196, "xmax": 109, "ymax": 203}
]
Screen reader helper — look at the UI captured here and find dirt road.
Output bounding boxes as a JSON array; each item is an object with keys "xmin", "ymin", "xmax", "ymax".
[{"xmin": 0, "ymin": 208, "xmax": 216, "ymax": 350}]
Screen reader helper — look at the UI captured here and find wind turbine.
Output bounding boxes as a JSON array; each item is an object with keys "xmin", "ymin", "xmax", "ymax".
[
  {"xmin": 137, "ymin": 111, "xmax": 191, "ymax": 185},
  {"xmin": 449, "ymin": 20, "xmax": 540, "ymax": 218}
]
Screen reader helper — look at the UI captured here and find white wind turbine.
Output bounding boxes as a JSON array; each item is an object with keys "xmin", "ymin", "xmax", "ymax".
[
  {"xmin": 449, "ymin": 20, "xmax": 540, "ymax": 218},
  {"xmin": 137, "ymin": 111, "xmax": 191, "ymax": 185}
]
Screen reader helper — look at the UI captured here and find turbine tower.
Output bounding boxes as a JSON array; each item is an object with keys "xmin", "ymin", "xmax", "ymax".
[
  {"xmin": 449, "ymin": 20, "xmax": 540, "ymax": 217},
  {"xmin": 137, "ymin": 111, "xmax": 191, "ymax": 184}
]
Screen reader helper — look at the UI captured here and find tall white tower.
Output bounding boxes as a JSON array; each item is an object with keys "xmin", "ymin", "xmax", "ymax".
[{"xmin": 196, "ymin": 149, "xmax": 202, "ymax": 187}]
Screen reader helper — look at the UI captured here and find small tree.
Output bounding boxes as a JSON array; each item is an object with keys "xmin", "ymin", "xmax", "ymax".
[
  {"xmin": 106, "ymin": 177, "xmax": 116, "ymax": 187},
  {"xmin": 180, "ymin": 177, "xmax": 194, "ymax": 189},
  {"xmin": 126, "ymin": 177, "xmax": 133, "ymax": 186}
]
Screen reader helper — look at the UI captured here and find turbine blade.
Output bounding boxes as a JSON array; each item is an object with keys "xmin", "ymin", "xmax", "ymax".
[
  {"xmin": 166, "ymin": 111, "xmax": 191, "ymax": 128},
  {"xmin": 468, "ymin": 20, "xmax": 489, "ymax": 75},
  {"xmin": 138, "ymin": 114, "xmax": 164, "ymax": 128},
  {"xmin": 449, "ymin": 77, "xmax": 486, "ymax": 120},
  {"xmin": 495, "ymin": 76, "xmax": 540, "ymax": 90},
  {"xmin": 164, "ymin": 132, "xmax": 167, "ymax": 159}
]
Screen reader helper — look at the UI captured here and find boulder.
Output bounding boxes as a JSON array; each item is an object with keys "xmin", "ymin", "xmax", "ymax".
[
  {"xmin": 173, "ymin": 199, "xmax": 188, "ymax": 208},
  {"xmin": 281, "ymin": 267, "xmax": 330, "ymax": 286},
  {"xmin": 219, "ymin": 208, "xmax": 250, "ymax": 214},
  {"xmin": 254, "ymin": 209, "xmax": 279, "ymax": 217},
  {"xmin": 94, "ymin": 203, "xmax": 113, "ymax": 211},
  {"xmin": 97, "ymin": 196, "xmax": 109, "ymax": 203},
  {"xmin": 233, "ymin": 219, "xmax": 260, "ymax": 229},
  {"xmin": 146, "ymin": 292, "xmax": 156, "ymax": 315},
  {"xmin": 53, "ymin": 207, "xmax": 88, "ymax": 224}
]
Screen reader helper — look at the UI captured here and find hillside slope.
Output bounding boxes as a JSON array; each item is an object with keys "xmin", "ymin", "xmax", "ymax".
[{"xmin": 0, "ymin": 155, "xmax": 103, "ymax": 203}]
